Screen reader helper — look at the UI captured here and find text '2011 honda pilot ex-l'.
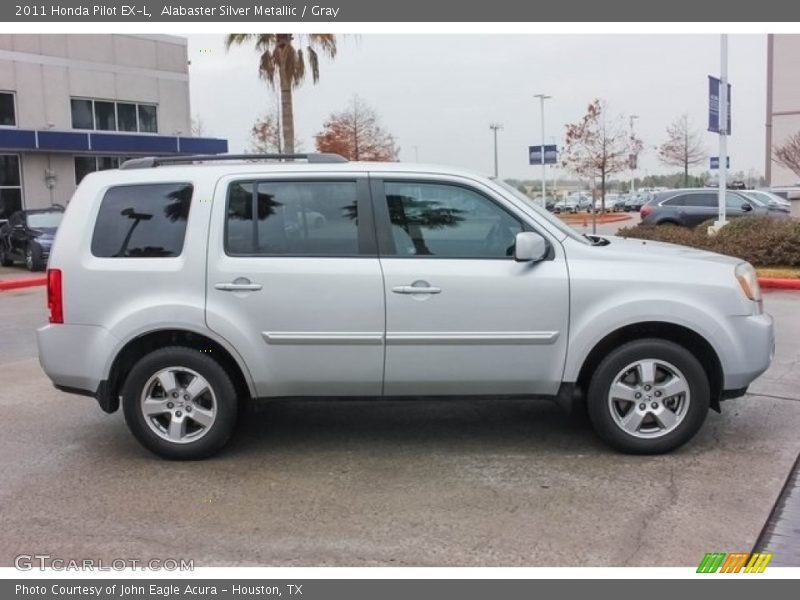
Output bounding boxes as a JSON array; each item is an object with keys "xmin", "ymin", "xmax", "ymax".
[{"xmin": 37, "ymin": 154, "xmax": 774, "ymax": 459}]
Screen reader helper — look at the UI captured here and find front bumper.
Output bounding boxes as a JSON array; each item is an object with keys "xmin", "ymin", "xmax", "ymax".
[{"xmin": 722, "ymin": 312, "xmax": 775, "ymax": 391}]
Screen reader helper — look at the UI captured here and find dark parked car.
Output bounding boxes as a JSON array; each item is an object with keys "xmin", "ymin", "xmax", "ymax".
[
  {"xmin": 0, "ymin": 207, "xmax": 64, "ymax": 271},
  {"xmin": 639, "ymin": 189, "xmax": 789, "ymax": 227},
  {"xmin": 624, "ymin": 192, "xmax": 652, "ymax": 212}
]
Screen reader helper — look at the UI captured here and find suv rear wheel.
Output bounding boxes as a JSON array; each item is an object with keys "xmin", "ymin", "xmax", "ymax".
[
  {"xmin": 122, "ymin": 346, "xmax": 238, "ymax": 459},
  {"xmin": 587, "ymin": 338, "xmax": 709, "ymax": 454}
]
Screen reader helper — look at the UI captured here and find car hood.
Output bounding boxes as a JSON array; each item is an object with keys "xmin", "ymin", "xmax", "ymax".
[{"xmin": 600, "ymin": 235, "xmax": 742, "ymax": 266}]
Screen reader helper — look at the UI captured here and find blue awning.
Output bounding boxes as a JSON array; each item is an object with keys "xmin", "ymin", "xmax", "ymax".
[{"xmin": 0, "ymin": 128, "xmax": 228, "ymax": 155}]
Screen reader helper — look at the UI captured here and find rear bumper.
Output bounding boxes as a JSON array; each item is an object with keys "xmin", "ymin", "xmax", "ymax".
[{"xmin": 37, "ymin": 323, "xmax": 119, "ymax": 396}]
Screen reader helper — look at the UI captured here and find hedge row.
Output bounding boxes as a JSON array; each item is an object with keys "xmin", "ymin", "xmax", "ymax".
[{"xmin": 617, "ymin": 217, "xmax": 800, "ymax": 267}]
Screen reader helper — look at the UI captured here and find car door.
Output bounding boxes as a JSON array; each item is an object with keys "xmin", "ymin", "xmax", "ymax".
[
  {"xmin": 372, "ymin": 174, "xmax": 569, "ymax": 396},
  {"xmin": 726, "ymin": 191, "xmax": 756, "ymax": 217},
  {"xmin": 206, "ymin": 173, "xmax": 386, "ymax": 398},
  {"xmin": 9, "ymin": 212, "xmax": 26, "ymax": 258},
  {"xmin": 682, "ymin": 192, "xmax": 718, "ymax": 226}
]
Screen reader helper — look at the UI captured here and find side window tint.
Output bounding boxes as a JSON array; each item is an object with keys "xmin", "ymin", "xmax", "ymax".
[
  {"xmin": 225, "ymin": 181, "xmax": 361, "ymax": 256},
  {"xmin": 726, "ymin": 192, "xmax": 748, "ymax": 209},
  {"xmin": 383, "ymin": 182, "xmax": 522, "ymax": 258},
  {"xmin": 663, "ymin": 195, "xmax": 685, "ymax": 207},
  {"xmin": 91, "ymin": 183, "xmax": 193, "ymax": 258},
  {"xmin": 685, "ymin": 193, "xmax": 717, "ymax": 208}
]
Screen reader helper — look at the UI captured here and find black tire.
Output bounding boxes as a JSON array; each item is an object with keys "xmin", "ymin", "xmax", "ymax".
[
  {"xmin": 122, "ymin": 346, "xmax": 239, "ymax": 460},
  {"xmin": 0, "ymin": 246, "xmax": 12, "ymax": 267},
  {"xmin": 26, "ymin": 244, "xmax": 45, "ymax": 271},
  {"xmin": 586, "ymin": 338, "xmax": 710, "ymax": 454}
]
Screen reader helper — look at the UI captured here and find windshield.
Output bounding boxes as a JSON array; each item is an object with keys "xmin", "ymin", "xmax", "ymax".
[
  {"xmin": 745, "ymin": 190, "xmax": 790, "ymax": 207},
  {"xmin": 491, "ymin": 179, "xmax": 591, "ymax": 245},
  {"xmin": 27, "ymin": 212, "xmax": 63, "ymax": 229}
]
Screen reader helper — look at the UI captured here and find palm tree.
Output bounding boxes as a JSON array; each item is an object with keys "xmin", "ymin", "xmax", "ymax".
[{"xmin": 225, "ymin": 34, "xmax": 337, "ymax": 154}]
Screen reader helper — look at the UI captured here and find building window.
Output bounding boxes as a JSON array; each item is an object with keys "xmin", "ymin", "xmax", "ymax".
[
  {"xmin": 0, "ymin": 92, "xmax": 16, "ymax": 127},
  {"xmin": 70, "ymin": 98, "xmax": 158, "ymax": 133},
  {"xmin": 138, "ymin": 104, "xmax": 158, "ymax": 133},
  {"xmin": 74, "ymin": 156, "xmax": 124, "ymax": 185},
  {"xmin": 0, "ymin": 154, "xmax": 22, "ymax": 220}
]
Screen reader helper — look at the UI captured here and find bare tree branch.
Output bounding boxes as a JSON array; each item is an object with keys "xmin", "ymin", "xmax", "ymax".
[
  {"xmin": 774, "ymin": 131, "xmax": 800, "ymax": 179},
  {"xmin": 657, "ymin": 114, "xmax": 706, "ymax": 186}
]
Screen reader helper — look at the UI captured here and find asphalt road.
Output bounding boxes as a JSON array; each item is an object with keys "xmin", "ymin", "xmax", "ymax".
[{"xmin": 0, "ymin": 287, "xmax": 799, "ymax": 567}]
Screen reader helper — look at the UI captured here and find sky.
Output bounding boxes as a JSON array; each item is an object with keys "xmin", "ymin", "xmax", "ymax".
[{"xmin": 186, "ymin": 34, "xmax": 767, "ymax": 180}]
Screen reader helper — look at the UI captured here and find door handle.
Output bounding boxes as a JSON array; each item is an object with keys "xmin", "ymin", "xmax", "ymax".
[
  {"xmin": 392, "ymin": 285, "xmax": 442, "ymax": 295},
  {"xmin": 215, "ymin": 280, "xmax": 262, "ymax": 292}
]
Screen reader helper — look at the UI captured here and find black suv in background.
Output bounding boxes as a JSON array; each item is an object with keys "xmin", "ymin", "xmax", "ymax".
[
  {"xmin": 639, "ymin": 189, "xmax": 789, "ymax": 227},
  {"xmin": 0, "ymin": 207, "xmax": 64, "ymax": 271}
]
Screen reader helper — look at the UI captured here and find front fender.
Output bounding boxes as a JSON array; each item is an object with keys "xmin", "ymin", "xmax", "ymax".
[{"xmin": 563, "ymin": 294, "xmax": 737, "ymax": 383}]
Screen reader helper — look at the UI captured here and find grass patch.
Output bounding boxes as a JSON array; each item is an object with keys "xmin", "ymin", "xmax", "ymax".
[{"xmin": 757, "ymin": 267, "xmax": 800, "ymax": 279}]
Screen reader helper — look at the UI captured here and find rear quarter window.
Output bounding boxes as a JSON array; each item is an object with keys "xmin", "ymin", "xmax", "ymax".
[{"xmin": 91, "ymin": 183, "xmax": 193, "ymax": 258}]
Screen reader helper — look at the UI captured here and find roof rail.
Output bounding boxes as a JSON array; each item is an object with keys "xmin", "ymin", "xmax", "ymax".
[{"xmin": 119, "ymin": 153, "xmax": 348, "ymax": 170}]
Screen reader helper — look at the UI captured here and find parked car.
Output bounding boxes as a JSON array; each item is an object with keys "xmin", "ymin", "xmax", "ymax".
[
  {"xmin": 0, "ymin": 207, "xmax": 65, "ymax": 271},
  {"xmin": 554, "ymin": 193, "xmax": 591, "ymax": 214},
  {"xmin": 639, "ymin": 189, "xmax": 790, "ymax": 227},
  {"xmin": 742, "ymin": 190, "xmax": 791, "ymax": 213},
  {"xmin": 37, "ymin": 153, "xmax": 774, "ymax": 459},
  {"xmin": 625, "ymin": 192, "xmax": 652, "ymax": 212},
  {"xmin": 611, "ymin": 195, "xmax": 629, "ymax": 212}
]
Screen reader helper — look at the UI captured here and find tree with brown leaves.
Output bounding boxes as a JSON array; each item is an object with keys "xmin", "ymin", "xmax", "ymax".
[
  {"xmin": 561, "ymin": 99, "xmax": 643, "ymax": 213},
  {"xmin": 774, "ymin": 131, "xmax": 800, "ymax": 179},
  {"xmin": 658, "ymin": 114, "xmax": 706, "ymax": 187},
  {"xmin": 315, "ymin": 96, "xmax": 399, "ymax": 161},
  {"xmin": 225, "ymin": 34, "xmax": 337, "ymax": 154},
  {"xmin": 249, "ymin": 112, "xmax": 282, "ymax": 153}
]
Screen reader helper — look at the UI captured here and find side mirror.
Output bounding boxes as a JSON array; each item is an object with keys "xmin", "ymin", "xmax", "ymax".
[
  {"xmin": 514, "ymin": 231, "xmax": 548, "ymax": 263},
  {"xmin": 741, "ymin": 202, "xmax": 753, "ymax": 212}
]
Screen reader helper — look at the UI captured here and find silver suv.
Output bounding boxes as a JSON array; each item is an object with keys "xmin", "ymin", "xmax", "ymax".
[{"xmin": 37, "ymin": 154, "xmax": 774, "ymax": 459}]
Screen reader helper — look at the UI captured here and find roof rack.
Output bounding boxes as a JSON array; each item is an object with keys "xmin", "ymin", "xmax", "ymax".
[{"xmin": 119, "ymin": 153, "xmax": 348, "ymax": 170}]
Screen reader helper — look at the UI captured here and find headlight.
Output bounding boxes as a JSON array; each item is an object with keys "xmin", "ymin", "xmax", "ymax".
[{"xmin": 735, "ymin": 262, "xmax": 762, "ymax": 303}]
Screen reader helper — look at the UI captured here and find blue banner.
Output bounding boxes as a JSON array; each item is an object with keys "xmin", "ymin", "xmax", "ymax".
[
  {"xmin": 708, "ymin": 76, "xmax": 732, "ymax": 134},
  {"xmin": 528, "ymin": 144, "xmax": 558, "ymax": 165}
]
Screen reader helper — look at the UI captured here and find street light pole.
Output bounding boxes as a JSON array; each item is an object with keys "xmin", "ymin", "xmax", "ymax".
[
  {"xmin": 716, "ymin": 34, "xmax": 729, "ymax": 230},
  {"xmin": 629, "ymin": 115, "xmax": 639, "ymax": 195},
  {"xmin": 534, "ymin": 94, "xmax": 551, "ymax": 208},
  {"xmin": 489, "ymin": 123, "xmax": 503, "ymax": 178}
]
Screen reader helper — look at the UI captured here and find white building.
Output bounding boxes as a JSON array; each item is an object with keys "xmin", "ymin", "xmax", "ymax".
[
  {"xmin": 765, "ymin": 33, "xmax": 800, "ymax": 187},
  {"xmin": 0, "ymin": 34, "xmax": 227, "ymax": 219}
]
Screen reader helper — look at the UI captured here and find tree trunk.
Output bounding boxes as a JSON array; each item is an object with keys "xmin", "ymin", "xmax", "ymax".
[
  {"xmin": 601, "ymin": 172, "xmax": 606, "ymax": 214},
  {"xmin": 684, "ymin": 160, "xmax": 689, "ymax": 187},
  {"xmin": 280, "ymin": 73, "xmax": 294, "ymax": 154}
]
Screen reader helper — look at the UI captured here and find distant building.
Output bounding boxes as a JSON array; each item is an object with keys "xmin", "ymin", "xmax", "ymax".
[
  {"xmin": 765, "ymin": 34, "xmax": 800, "ymax": 187},
  {"xmin": 0, "ymin": 34, "xmax": 227, "ymax": 219}
]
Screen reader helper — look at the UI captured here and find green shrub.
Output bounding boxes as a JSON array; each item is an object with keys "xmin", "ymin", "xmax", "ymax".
[{"xmin": 617, "ymin": 217, "xmax": 800, "ymax": 267}]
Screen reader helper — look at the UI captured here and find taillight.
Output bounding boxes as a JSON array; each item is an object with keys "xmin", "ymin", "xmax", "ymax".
[
  {"xmin": 47, "ymin": 268, "xmax": 63, "ymax": 324},
  {"xmin": 640, "ymin": 205, "xmax": 652, "ymax": 219}
]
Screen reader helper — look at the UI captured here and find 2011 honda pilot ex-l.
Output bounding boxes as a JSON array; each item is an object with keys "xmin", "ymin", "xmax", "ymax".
[{"xmin": 36, "ymin": 153, "xmax": 775, "ymax": 459}]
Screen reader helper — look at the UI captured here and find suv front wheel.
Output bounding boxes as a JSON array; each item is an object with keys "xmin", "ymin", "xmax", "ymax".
[
  {"xmin": 122, "ymin": 346, "xmax": 238, "ymax": 459},
  {"xmin": 587, "ymin": 339, "xmax": 709, "ymax": 454}
]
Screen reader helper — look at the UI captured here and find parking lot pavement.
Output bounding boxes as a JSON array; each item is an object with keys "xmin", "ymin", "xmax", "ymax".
[
  {"xmin": 0, "ymin": 264, "xmax": 39, "ymax": 280},
  {"xmin": 565, "ymin": 212, "xmax": 641, "ymax": 236},
  {"xmin": 0, "ymin": 288, "xmax": 799, "ymax": 567}
]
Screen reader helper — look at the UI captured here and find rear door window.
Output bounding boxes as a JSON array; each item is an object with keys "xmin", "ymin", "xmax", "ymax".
[
  {"xmin": 91, "ymin": 183, "xmax": 193, "ymax": 258},
  {"xmin": 225, "ymin": 180, "xmax": 363, "ymax": 256},
  {"xmin": 684, "ymin": 193, "xmax": 717, "ymax": 207}
]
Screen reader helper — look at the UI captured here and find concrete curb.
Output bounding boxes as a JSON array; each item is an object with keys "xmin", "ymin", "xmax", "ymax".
[
  {"xmin": 0, "ymin": 276, "xmax": 46, "ymax": 292},
  {"xmin": 759, "ymin": 277, "xmax": 800, "ymax": 291}
]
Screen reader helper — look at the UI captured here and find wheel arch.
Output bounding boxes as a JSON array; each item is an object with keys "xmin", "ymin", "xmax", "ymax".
[
  {"xmin": 100, "ymin": 329, "xmax": 254, "ymax": 414},
  {"xmin": 575, "ymin": 321, "xmax": 724, "ymax": 412}
]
